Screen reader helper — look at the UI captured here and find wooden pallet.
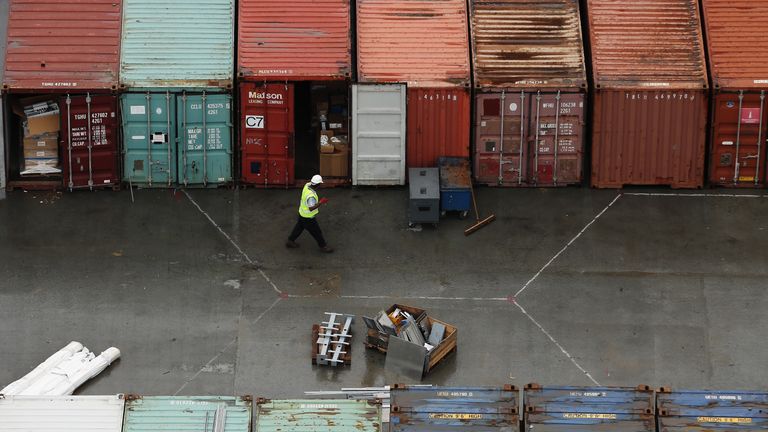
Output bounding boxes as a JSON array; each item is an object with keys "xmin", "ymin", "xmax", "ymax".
[{"xmin": 311, "ymin": 324, "xmax": 352, "ymax": 366}]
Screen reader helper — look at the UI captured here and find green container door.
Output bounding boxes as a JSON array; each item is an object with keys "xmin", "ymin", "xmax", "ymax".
[
  {"xmin": 122, "ymin": 93, "xmax": 177, "ymax": 187},
  {"xmin": 178, "ymin": 93, "xmax": 233, "ymax": 187},
  {"xmin": 123, "ymin": 396, "xmax": 251, "ymax": 432}
]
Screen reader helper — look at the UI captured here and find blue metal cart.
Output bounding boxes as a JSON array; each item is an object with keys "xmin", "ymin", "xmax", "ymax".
[{"xmin": 438, "ymin": 157, "xmax": 472, "ymax": 218}]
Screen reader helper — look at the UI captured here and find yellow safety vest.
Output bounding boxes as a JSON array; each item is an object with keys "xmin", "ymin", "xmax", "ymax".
[{"xmin": 298, "ymin": 183, "xmax": 319, "ymax": 218}]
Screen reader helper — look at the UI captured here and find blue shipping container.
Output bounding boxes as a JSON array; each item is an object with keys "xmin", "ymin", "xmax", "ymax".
[
  {"xmin": 657, "ymin": 389, "xmax": 768, "ymax": 432},
  {"xmin": 524, "ymin": 384, "xmax": 654, "ymax": 432},
  {"xmin": 390, "ymin": 384, "xmax": 519, "ymax": 431}
]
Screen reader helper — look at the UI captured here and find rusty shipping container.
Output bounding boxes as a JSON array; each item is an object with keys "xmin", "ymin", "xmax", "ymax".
[
  {"xmin": 238, "ymin": 0, "xmax": 352, "ymax": 186},
  {"xmin": 586, "ymin": 0, "xmax": 709, "ymax": 189},
  {"xmin": 470, "ymin": 0, "xmax": 587, "ymax": 186},
  {"xmin": 3, "ymin": 0, "xmax": 123, "ymax": 191},
  {"xmin": 702, "ymin": 0, "xmax": 768, "ymax": 187},
  {"xmin": 357, "ymin": 0, "xmax": 471, "ymax": 169}
]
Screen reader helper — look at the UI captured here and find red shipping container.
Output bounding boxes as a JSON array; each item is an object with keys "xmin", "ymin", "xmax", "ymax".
[
  {"xmin": 60, "ymin": 94, "xmax": 119, "ymax": 189},
  {"xmin": 3, "ymin": 0, "xmax": 122, "ymax": 92},
  {"xmin": 239, "ymin": 82, "xmax": 295, "ymax": 186},
  {"xmin": 406, "ymin": 88, "xmax": 470, "ymax": 168},
  {"xmin": 586, "ymin": 0, "xmax": 709, "ymax": 188},
  {"xmin": 701, "ymin": 0, "xmax": 768, "ymax": 187}
]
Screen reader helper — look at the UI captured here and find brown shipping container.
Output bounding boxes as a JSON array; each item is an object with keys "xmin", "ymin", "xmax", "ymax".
[
  {"xmin": 470, "ymin": 0, "xmax": 587, "ymax": 186},
  {"xmin": 3, "ymin": 0, "xmax": 122, "ymax": 91},
  {"xmin": 701, "ymin": 0, "xmax": 768, "ymax": 187},
  {"xmin": 238, "ymin": 0, "xmax": 351, "ymax": 81},
  {"xmin": 407, "ymin": 88, "xmax": 470, "ymax": 168},
  {"xmin": 586, "ymin": 0, "xmax": 709, "ymax": 188}
]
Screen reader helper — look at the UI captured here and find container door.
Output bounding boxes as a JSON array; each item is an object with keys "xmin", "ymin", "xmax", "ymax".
[
  {"xmin": 178, "ymin": 92, "xmax": 233, "ymax": 187},
  {"xmin": 352, "ymin": 84, "xmax": 406, "ymax": 185},
  {"xmin": 0, "ymin": 96, "xmax": 5, "ymax": 199},
  {"xmin": 474, "ymin": 91, "xmax": 527, "ymax": 185},
  {"xmin": 710, "ymin": 92, "xmax": 767, "ymax": 187},
  {"xmin": 122, "ymin": 92, "xmax": 177, "ymax": 187},
  {"xmin": 529, "ymin": 92, "xmax": 585, "ymax": 186},
  {"xmin": 60, "ymin": 94, "xmax": 119, "ymax": 190},
  {"xmin": 240, "ymin": 82, "xmax": 294, "ymax": 186}
]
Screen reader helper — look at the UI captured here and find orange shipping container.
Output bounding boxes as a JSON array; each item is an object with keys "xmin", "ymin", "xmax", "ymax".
[
  {"xmin": 701, "ymin": 0, "xmax": 768, "ymax": 187},
  {"xmin": 407, "ymin": 88, "xmax": 470, "ymax": 168},
  {"xmin": 586, "ymin": 0, "xmax": 709, "ymax": 188}
]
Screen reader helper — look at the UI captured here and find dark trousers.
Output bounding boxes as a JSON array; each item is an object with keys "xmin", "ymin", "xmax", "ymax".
[{"xmin": 288, "ymin": 215, "xmax": 327, "ymax": 247}]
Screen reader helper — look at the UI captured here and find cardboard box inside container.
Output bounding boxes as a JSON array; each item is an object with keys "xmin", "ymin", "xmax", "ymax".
[
  {"xmin": 22, "ymin": 100, "xmax": 60, "ymax": 137},
  {"xmin": 319, "ymin": 130, "xmax": 335, "ymax": 153},
  {"xmin": 24, "ymin": 149, "xmax": 58, "ymax": 159},
  {"xmin": 23, "ymin": 134, "xmax": 58, "ymax": 152},
  {"xmin": 319, "ymin": 149, "xmax": 348, "ymax": 178}
]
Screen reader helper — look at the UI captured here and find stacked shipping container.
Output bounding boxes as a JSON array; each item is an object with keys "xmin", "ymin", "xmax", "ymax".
[
  {"xmin": 237, "ymin": 0, "xmax": 352, "ymax": 187},
  {"xmin": 470, "ymin": 0, "xmax": 588, "ymax": 187},
  {"xmin": 3, "ymin": 0, "xmax": 123, "ymax": 191},
  {"xmin": 586, "ymin": 0, "xmax": 709, "ymax": 188},
  {"xmin": 0, "ymin": 0, "xmax": 8, "ymax": 199},
  {"xmin": 254, "ymin": 399, "xmax": 381, "ymax": 431},
  {"xmin": 0, "ymin": 395, "xmax": 126, "ymax": 431},
  {"xmin": 123, "ymin": 396, "xmax": 252, "ymax": 432},
  {"xmin": 356, "ymin": 0, "xmax": 471, "ymax": 183},
  {"xmin": 120, "ymin": 0, "xmax": 234, "ymax": 188},
  {"xmin": 701, "ymin": 1, "xmax": 768, "ymax": 188}
]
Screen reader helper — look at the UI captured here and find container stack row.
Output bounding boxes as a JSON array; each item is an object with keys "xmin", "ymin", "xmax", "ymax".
[
  {"xmin": 2, "ymin": 386, "xmax": 768, "ymax": 431},
  {"xmin": 2, "ymin": 0, "xmax": 768, "ymax": 191}
]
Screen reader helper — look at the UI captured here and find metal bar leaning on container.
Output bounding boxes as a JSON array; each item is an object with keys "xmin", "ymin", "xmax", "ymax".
[
  {"xmin": 498, "ymin": 90, "xmax": 505, "ymax": 184},
  {"xmin": 166, "ymin": 91, "xmax": 171, "ymax": 187},
  {"xmin": 553, "ymin": 91, "xmax": 561, "ymax": 185},
  {"xmin": 182, "ymin": 91, "xmax": 188, "ymax": 186},
  {"xmin": 756, "ymin": 91, "xmax": 765, "ymax": 186},
  {"xmin": 86, "ymin": 93, "xmax": 93, "ymax": 189},
  {"xmin": 734, "ymin": 91, "xmax": 744, "ymax": 184},
  {"xmin": 66, "ymin": 95, "xmax": 74, "ymax": 191},
  {"xmin": 518, "ymin": 91, "xmax": 525, "ymax": 185},
  {"xmin": 146, "ymin": 92, "xmax": 152, "ymax": 186},
  {"xmin": 534, "ymin": 91, "xmax": 541, "ymax": 184},
  {"xmin": 202, "ymin": 90, "xmax": 208, "ymax": 186}
]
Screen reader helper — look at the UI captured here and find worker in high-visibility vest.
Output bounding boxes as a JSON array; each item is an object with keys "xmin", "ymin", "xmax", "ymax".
[{"xmin": 286, "ymin": 174, "xmax": 333, "ymax": 253}]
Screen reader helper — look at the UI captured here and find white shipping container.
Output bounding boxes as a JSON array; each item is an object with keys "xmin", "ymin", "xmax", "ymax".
[{"xmin": 0, "ymin": 395, "xmax": 125, "ymax": 432}]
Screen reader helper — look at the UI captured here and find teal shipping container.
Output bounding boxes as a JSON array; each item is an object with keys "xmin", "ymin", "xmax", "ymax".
[
  {"xmin": 123, "ymin": 395, "xmax": 252, "ymax": 432},
  {"xmin": 255, "ymin": 399, "xmax": 381, "ymax": 431},
  {"xmin": 122, "ymin": 92, "xmax": 233, "ymax": 187}
]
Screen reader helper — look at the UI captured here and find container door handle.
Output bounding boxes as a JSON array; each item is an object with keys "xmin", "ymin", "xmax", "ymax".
[
  {"xmin": 66, "ymin": 95, "xmax": 74, "ymax": 191},
  {"xmin": 518, "ymin": 91, "xmax": 525, "ymax": 185},
  {"xmin": 553, "ymin": 91, "xmax": 561, "ymax": 186},
  {"xmin": 86, "ymin": 93, "xmax": 93, "ymax": 190}
]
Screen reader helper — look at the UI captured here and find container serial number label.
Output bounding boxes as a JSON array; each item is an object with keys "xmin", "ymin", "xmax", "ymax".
[
  {"xmin": 697, "ymin": 417, "xmax": 752, "ymax": 423},
  {"xmin": 437, "ymin": 391, "xmax": 474, "ymax": 397},
  {"xmin": 562, "ymin": 413, "xmax": 617, "ymax": 419},
  {"xmin": 429, "ymin": 413, "xmax": 483, "ymax": 420}
]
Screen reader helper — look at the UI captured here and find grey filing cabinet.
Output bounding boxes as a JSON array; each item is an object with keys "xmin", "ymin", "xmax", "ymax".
[{"xmin": 408, "ymin": 167, "xmax": 439, "ymax": 226}]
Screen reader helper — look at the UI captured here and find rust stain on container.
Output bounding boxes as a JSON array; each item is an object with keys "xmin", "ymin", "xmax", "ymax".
[
  {"xmin": 470, "ymin": 0, "xmax": 587, "ymax": 91},
  {"xmin": 357, "ymin": 0, "xmax": 471, "ymax": 88},
  {"xmin": 3, "ymin": 0, "xmax": 122, "ymax": 92},
  {"xmin": 407, "ymin": 87, "xmax": 470, "ymax": 168},
  {"xmin": 586, "ymin": 0, "xmax": 709, "ymax": 188},
  {"xmin": 238, "ymin": 0, "xmax": 351, "ymax": 81}
]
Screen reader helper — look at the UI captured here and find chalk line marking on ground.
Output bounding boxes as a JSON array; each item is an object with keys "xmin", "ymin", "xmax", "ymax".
[
  {"xmin": 338, "ymin": 294, "xmax": 509, "ymax": 302},
  {"xmin": 173, "ymin": 297, "xmax": 282, "ymax": 396},
  {"xmin": 514, "ymin": 193, "xmax": 622, "ymax": 299},
  {"xmin": 625, "ymin": 192, "xmax": 766, "ymax": 198},
  {"xmin": 183, "ymin": 190, "xmax": 283, "ymax": 295},
  {"xmin": 513, "ymin": 300, "xmax": 601, "ymax": 385}
]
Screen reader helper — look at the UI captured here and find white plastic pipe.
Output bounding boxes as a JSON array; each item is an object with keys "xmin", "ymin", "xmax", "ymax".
[
  {"xmin": 48, "ymin": 347, "xmax": 120, "ymax": 395},
  {"xmin": 1, "ymin": 341, "xmax": 83, "ymax": 395}
]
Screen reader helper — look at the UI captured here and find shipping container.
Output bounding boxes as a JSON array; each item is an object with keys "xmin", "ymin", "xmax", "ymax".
[
  {"xmin": 121, "ymin": 91, "xmax": 233, "ymax": 187},
  {"xmin": 0, "ymin": 394, "xmax": 125, "ymax": 431},
  {"xmin": 0, "ymin": 0, "xmax": 8, "ymax": 199},
  {"xmin": 390, "ymin": 384, "xmax": 519, "ymax": 431},
  {"xmin": 586, "ymin": 0, "xmax": 709, "ymax": 189},
  {"xmin": 657, "ymin": 389, "xmax": 768, "ymax": 431},
  {"xmin": 238, "ymin": 0, "xmax": 352, "ymax": 186},
  {"xmin": 2, "ymin": 0, "xmax": 123, "ymax": 191},
  {"xmin": 470, "ymin": 0, "xmax": 587, "ymax": 187},
  {"xmin": 701, "ymin": 1, "xmax": 768, "ymax": 187},
  {"xmin": 524, "ymin": 384, "xmax": 655, "ymax": 432},
  {"xmin": 254, "ymin": 399, "xmax": 381, "ymax": 431},
  {"xmin": 123, "ymin": 395, "xmax": 252, "ymax": 432},
  {"xmin": 357, "ymin": 0, "xmax": 471, "ymax": 172}
]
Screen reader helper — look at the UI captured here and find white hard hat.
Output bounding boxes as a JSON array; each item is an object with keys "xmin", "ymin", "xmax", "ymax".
[{"xmin": 311, "ymin": 174, "xmax": 323, "ymax": 185}]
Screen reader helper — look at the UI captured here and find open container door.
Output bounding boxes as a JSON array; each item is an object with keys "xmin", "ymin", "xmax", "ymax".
[{"xmin": 352, "ymin": 84, "xmax": 406, "ymax": 185}]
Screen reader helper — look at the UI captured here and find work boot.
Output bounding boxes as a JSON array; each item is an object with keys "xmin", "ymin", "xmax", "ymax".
[
  {"xmin": 285, "ymin": 240, "xmax": 299, "ymax": 248},
  {"xmin": 320, "ymin": 246, "xmax": 334, "ymax": 253}
]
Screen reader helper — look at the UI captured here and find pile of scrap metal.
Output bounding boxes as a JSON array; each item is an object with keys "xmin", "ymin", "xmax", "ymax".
[
  {"xmin": 312, "ymin": 312, "xmax": 354, "ymax": 367},
  {"xmin": 363, "ymin": 304, "xmax": 457, "ymax": 379},
  {"xmin": 1, "ymin": 341, "xmax": 120, "ymax": 396}
]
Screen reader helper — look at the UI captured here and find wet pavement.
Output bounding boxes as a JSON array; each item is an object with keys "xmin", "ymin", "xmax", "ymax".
[{"xmin": 1, "ymin": 187, "xmax": 767, "ymax": 397}]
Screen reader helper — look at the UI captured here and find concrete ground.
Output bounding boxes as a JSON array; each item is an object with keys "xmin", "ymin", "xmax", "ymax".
[{"xmin": 1, "ymin": 186, "xmax": 767, "ymax": 398}]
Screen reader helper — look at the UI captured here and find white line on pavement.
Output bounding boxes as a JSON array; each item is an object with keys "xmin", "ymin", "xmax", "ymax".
[
  {"xmin": 339, "ymin": 294, "xmax": 509, "ymax": 302},
  {"xmin": 625, "ymin": 192, "xmax": 766, "ymax": 198}
]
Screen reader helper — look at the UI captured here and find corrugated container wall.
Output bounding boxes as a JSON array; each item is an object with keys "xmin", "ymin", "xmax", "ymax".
[
  {"xmin": 357, "ymin": 0, "xmax": 471, "ymax": 168},
  {"xmin": 0, "ymin": 0, "xmax": 8, "ymax": 199},
  {"xmin": 254, "ymin": 399, "xmax": 381, "ymax": 431},
  {"xmin": 0, "ymin": 395, "xmax": 125, "ymax": 432},
  {"xmin": 524, "ymin": 384, "xmax": 655, "ymax": 432},
  {"xmin": 390, "ymin": 384, "xmax": 520, "ymax": 431},
  {"xmin": 238, "ymin": 0, "xmax": 351, "ymax": 81},
  {"xmin": 120, "ymin": 0, "xmax": 234, "ymax": 89},
  {"xmin": 470, "ymin": 0, "xmax": 587, "ymax": 186},
  {"xmin": 586, "ymin": 0, "xmax": 709, "ymax": 188},
  {"xmin": 657, "ymin": 389, "xmax": 768, "ymax": 431},
  {"xmin": 3, "ymin": 0, "xmax": 122, "ymax": 92},
  {"xmin": 123, "ymin": 396, "xmax": 252, "ymax": 432},
  {"xmin": 701, "ymin": 1, "xmax": 768, "ymax": 187}
]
